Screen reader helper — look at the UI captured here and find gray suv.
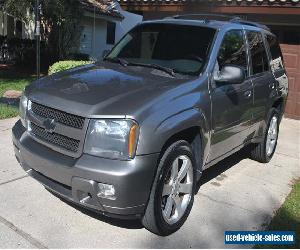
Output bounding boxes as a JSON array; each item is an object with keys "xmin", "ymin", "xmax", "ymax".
[{"xmin": 12, "ymin": 15, "xmax": 288, "ymax": 236}]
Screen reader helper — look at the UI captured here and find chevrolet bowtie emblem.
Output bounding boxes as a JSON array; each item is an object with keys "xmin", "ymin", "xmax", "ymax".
[{"xmin": 43, "ymin": 118, "xmax": 56, "ymax": 133}]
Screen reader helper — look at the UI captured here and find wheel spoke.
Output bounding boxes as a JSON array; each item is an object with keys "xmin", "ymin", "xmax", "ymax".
[
  {"xmin": 177, "ymin": 158, "xmax": 191, "ymax": 182},
  {"xmin": 162, "ymin": 184, "xmax": 173, "ymax": 197},
  {"xmin": 163, "ymin": 196, "xmax": 174, "ymax": 219},
  {"xmin": 170, "ymin": 159, "xmax": 179, "ymax": 180},
  {"xmin": 174, "ymin": 196, "xmax": 184, "ymax": 218},
  {"xmin": 271, "ymin": 118, "xmax": 277, "ymax": 131},
  {"xmin": 178, "ymin": 183, "xmax": 193, "ymax": 194},
  {"xmin": 266, "ymin": 140, "xmax": 271, "ymax": 154}
]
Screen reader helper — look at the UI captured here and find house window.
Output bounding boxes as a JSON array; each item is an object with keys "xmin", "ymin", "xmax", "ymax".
[{"xmin": 107, "ymin": 21, "xmax": 116, "ymax": 45}]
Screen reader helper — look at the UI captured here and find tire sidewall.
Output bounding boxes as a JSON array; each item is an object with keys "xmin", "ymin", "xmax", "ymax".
[{"xmin": 153, "ymin": 142, "xmax": 196, "ymax": 236}]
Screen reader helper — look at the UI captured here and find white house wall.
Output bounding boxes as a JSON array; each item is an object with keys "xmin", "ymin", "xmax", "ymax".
[
  {"xmin": 80, "ymin": 10, "xmax": 142, "ymax": 61},
  {"xmin": 80, "ymin": 16, "xmax": 109, "ymax": 60},
  {"xmin": 115, "ymin": 10, "xmax": 142, "ymax": 43}
]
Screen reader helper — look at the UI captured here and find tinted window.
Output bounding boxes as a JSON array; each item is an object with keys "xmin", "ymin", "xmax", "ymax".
[
  {"xmin": 247, "ymin": 31, "xmax": 269, "ymax": 75},
  {"xmin": 266, "ymin": 34, "xmax": 285, "ymax": 72},
  {"xmin": 266, "ymin": 35, "xmax": 282, "ymax": 61},
  {"xmin": 217, "ymin": 30, "xmax": 248, "ymax": 75},
  {"xmin": 107, "ymin": 24, "xmax": 216, "ymax": 75}
]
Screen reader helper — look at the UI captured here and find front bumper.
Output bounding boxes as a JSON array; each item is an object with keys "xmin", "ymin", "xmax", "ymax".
[{"xmin": 12, "ymin": 120, "xmax": 159, "ymax": 219}]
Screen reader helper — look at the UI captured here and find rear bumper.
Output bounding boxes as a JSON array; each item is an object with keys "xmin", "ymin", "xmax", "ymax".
[{"xmin": 12, "ymin": 119, "xmax": 159, "ymax": 218}]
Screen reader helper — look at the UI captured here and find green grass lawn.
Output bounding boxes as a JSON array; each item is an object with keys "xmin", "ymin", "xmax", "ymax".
[
  {"xmin": 0, "ymin": 71, "xmax": 34, "ymax": 96},
  {"xmin": 255, "ymin": 179, "xmax": 300, "ymax": 249},
  {"xmin": 0, "ymin": 69, "xmax": 35, "ymax": 119},
  {"xmin": 0, "ymin": 104, "xmax": 20, "ymax": 119}
]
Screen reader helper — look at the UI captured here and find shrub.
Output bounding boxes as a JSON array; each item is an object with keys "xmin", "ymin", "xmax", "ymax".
[{"xmin": 48, "ymin": 60, "xmax": 93, "ymax": 75}]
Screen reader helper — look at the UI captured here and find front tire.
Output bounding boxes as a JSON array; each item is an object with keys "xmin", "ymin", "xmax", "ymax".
[
  {"xmin": 142, "ymin": 140, "xmax": 196, "ymax": 236},
  {"xmin": 250, "ymin": 108, "xmax": 279, "ymax": 163}
]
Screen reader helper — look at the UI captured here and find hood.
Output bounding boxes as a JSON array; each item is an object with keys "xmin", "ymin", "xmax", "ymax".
[{"xmin": 26, "ymin": 62, "xmax": 193, "ymax": 117}]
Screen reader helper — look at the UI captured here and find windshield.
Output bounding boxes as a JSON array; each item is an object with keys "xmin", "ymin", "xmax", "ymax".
[{"xmin": 106, "ymin": 23, "xmax": 216, "ymax": 75}]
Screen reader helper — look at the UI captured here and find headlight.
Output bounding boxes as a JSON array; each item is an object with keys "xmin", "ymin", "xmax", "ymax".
[
  {"xmin": 19, "ymin": 94, "xmax": 28, "ymax": 127},
  {"xmin": 84, "ymin": 119, "xmax": 139, "ymax": 160}
]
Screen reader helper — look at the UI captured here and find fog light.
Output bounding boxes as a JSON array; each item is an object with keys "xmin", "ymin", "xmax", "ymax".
[{"xmin": 97, "ymin": 183, "xmax": 116, "ymax": 200}]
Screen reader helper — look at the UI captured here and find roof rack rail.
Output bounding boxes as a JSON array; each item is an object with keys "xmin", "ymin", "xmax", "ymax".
[
  {"xmin": 231, "ymin": 19, "xmax": 271, "ymax": 31},
  {"xmin": 165, "ymin": 13, "xmax": 271, "ymax": 31},
  {"xmin": 165, "ymin": 14, "xmax": 239, "ymax": 22}
]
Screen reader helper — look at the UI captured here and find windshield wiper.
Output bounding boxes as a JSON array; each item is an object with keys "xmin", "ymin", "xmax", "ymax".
[
  {"xmin": 104, "ymin": 58, "xmax": 175, "ymax": 77},
  {"xmin": 129, "ymin": 62, "xmax": 175, "ymax": 77},
  {"xmin": 148, "ymin": 64, "xmax": 175, "ymax": 77},
  {"xmin": 104, "ymin": 57, "xmax": 129, "ymax": 67}
]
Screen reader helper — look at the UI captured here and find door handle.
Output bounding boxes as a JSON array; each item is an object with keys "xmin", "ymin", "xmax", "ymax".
[
  {"xmin": 244, "ymin": 90, "xmax": 252, "ymax": 99},
  {"xmin": 269, "ymin": 82, "xmax": 275, "ymax": 89}
]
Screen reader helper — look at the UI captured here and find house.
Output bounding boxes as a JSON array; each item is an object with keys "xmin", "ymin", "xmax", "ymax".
[
  {"xmin": 119, "ymin": 0, "xmax": 300, "ymax": 120},
  {"xmin": 0, "ymin": 4, "xmax": 34, "ymax": 39},
  {"xmin": 0, "ymin": 0, "xmax": 142, "ymax": 60},
  {"xmin": 78, "ymin": 0, "xmax": 142, "ymax": 60}
]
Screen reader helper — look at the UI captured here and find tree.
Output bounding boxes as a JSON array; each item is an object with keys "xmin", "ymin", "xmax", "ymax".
[
  {"xmin": 3, "ymin": 0, "xmax": 83, "ymax": 62},
  {"xmin": 40, "ymin": 0, "xmax": 83, "ymax": 60},
  {"xmin": 2, "ymin": 0, "xmax": 33, "ymax": 23}
]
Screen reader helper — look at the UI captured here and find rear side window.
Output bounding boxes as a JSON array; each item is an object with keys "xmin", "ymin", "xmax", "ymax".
[
  {"xmin": 247, "ymin": 31, "xmax": 269, "ymax": 75},
  {"xmin": 266, "ymin": 35, "xmax": 284, "ymax": 71},
  {"xmin": 217, "ymin": 30, "xmax": 248, "ymax": 75}
]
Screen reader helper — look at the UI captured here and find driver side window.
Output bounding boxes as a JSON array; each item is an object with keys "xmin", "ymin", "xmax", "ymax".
[{"xmin": 216, "ymin": 30, "xmax": 248, "ymax": 76}]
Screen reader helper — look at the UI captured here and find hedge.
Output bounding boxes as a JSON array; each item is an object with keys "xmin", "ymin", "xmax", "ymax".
[{"xmin": 48, "ymin": 60, "xmax": 93, "ymax": 75}]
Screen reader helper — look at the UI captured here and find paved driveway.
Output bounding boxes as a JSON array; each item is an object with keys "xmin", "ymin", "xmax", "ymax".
[{"xmin": 0, "ymin": 118, "xmax": 299, "ymax": 248}]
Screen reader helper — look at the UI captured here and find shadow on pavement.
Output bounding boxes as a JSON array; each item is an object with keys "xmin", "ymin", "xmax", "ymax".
[
  {"xmin": 48, "ymin": 190, "xmax": 143, "ymax": 230},
  {"xmin": 196, "ymin": 147, "xmax": 250, "ymax": 193}
]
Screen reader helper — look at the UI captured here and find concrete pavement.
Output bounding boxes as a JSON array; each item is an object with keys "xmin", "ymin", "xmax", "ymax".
[{"xmin": 0, "ymin": 117, "xmax": 299, "ymax": 248}]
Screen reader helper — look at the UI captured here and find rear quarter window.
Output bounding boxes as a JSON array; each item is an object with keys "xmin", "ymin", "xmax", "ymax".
[{"xmin": 266, "ymin": 35, "xmax": 284, "ymax": 71}]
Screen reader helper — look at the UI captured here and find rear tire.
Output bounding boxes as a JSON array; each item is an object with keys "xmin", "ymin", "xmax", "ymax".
[
  {"xmin": 250, "ymin": 108, "xmax": 279, "ymax": 163},
  {"xmin": 142, "ymin": 140, "xmax": 197, "ymax": 236}
]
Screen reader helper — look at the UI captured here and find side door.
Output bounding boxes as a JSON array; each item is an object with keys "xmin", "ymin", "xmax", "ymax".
[
  {"xmin": 246, "ymin": 30, "xmax": 277, "ymax": 133},
  {"xmin": 208, "ymin": 29, "xmax": 253, "ymax": 162}
]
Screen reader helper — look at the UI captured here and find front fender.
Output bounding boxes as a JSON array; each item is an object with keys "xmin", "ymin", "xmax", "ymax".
[{"xmin": 136, "ymin": 107, "xmax": 211, "ymax": 167}]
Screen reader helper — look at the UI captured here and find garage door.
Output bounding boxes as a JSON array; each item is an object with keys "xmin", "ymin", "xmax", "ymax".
[{"xmin": 281, "ymin": 43, "xmax": 300, "ymax": 120}]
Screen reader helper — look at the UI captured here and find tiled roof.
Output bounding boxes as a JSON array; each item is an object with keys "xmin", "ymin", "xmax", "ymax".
[
  {"xmin": 118, "ymin": 0, "xmax": 299, "ymax": 4},
  {"xmin": 80, "ymin": 0, "xmax": 124, "ymax": 19}
]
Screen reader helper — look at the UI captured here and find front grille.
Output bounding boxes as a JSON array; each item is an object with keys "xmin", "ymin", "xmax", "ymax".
[
  {"xmin": 31, "ymin": 102, "xmax": 85, "ymax": 129},
  {"xmin": 30, "ymin": 123, "xmax": 80, "ymax": 152}
]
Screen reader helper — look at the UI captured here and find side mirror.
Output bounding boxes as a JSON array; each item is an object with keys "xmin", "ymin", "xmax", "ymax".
[{"xmin": 214, "ymin": 65, "xmax": 245, "ymax": 84}]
